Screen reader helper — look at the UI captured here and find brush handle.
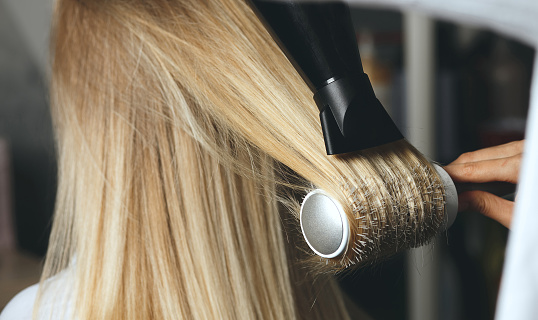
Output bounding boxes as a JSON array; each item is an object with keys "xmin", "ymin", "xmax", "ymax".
[
  {"xmin": 455, "ymin": 181, "xmax": 517, "ymax": 200},
  {"xmin": 433, "ymin": 165, "xmax": 459, "ymax": 230}
]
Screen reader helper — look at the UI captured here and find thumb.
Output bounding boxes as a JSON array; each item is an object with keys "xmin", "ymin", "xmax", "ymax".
[{"xmin": 458, "ymin": 191, "xmax": 514, "ymax": 228}]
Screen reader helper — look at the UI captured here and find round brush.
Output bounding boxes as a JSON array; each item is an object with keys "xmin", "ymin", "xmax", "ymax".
[{"xmin": 300, "ymin": 164, "xmax": 458, "ymax": 259}]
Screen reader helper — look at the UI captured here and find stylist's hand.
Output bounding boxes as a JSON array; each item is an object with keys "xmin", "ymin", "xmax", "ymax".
[{"xmin": 443, "ymin": 140, "xmax": 524, "ymax": 228}]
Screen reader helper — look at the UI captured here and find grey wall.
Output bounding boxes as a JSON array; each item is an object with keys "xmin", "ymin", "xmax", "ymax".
[
  {"xmin": 3, "ymin": 0, "xmax": 53, "ymax": 74},
  {"xmin": 0, "ymin": 0, "xmax": 56, "ymax": 255}
]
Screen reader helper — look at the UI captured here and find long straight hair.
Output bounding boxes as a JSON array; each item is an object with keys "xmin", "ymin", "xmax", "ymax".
[
  {"xmin": 44, "ymin": 0, "xmax": 352, "ymax": 318},
  {"xmin": 42, "ymin": 0, "xmax": 444, "ymax": 318}
]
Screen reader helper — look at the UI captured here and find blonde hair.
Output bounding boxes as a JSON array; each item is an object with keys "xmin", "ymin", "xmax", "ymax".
[{"xmin": 41, "ymin": 0, "xmax": 445, "ymax": 318}]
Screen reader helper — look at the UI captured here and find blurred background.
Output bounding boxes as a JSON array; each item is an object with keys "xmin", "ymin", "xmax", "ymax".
[
  {"xmin": 0, "ymin": 0, "xmax": 56, "ymax": 309},
  {"xmin": 0, "ymin": 1, "xmax": 533, "ymax": 319}
]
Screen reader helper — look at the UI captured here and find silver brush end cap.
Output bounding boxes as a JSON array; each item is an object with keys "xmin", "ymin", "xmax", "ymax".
[{"xmin": 300, "ymin": 190, "xmax": 349, "ymax": 258}]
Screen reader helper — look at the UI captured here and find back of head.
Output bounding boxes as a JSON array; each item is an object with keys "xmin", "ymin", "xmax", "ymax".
[{"xmin": 43, "ymin": 0, "xmax": 445, "ymax": 319}]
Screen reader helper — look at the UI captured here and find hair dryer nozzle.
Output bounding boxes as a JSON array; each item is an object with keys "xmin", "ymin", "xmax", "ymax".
[
  {"xmin": 316, "ymin": 74, "xmax": 403, "ymax": 155},
  {"xmin": 250, "ymin": 0, "xmax": 403, "ymax": 155}
]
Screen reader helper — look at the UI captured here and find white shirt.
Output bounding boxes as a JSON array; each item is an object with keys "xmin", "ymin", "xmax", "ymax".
[
  {"xmin": 1, "ymin": 284, "xmax": 39, "ymax": 320},
  {"xmin": 0, "ymin": 268, "xmax": 74, "ymax": 320}
]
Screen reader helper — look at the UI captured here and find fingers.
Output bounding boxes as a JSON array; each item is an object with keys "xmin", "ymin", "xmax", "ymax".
[
  {"xmin": 445, "ymin": 141, "xmax": 523, "ymax": 229},
  {"xmin": 458, "ymin": 191, "xmax": 513, "ymax": 228},
  {"xmin": 450, "ymin": 140, "xmax": 524, "ymax": 165},
  {"xmin": 444, "ymin": 154, "xmax": 521, "ymax": 184}
]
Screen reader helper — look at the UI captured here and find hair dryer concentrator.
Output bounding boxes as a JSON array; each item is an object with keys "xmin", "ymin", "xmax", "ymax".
[{"xmin": 249, "ymin": 0, "xmax": 403, "ymax": 155}]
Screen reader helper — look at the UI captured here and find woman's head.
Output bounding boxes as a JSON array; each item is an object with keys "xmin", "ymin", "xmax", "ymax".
[{"xmin": 44, "ymin": 0, "xmax": 445, "ymax": 318}]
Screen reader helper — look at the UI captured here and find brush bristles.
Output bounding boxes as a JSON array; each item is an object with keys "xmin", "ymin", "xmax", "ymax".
[{"xmin": 301, "ymin": 140, "xmax": 446, "ymax": 272}]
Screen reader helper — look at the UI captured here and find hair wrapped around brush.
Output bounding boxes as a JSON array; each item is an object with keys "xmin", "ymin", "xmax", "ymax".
[{"xmin": 41, "ymin": 0, "xmax": 446, "ymax": 318}]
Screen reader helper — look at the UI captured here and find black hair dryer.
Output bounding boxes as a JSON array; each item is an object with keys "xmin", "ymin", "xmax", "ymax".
[{"xmin": 249, "ymin": 0, "xmax": 403, "ymax": 155}]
